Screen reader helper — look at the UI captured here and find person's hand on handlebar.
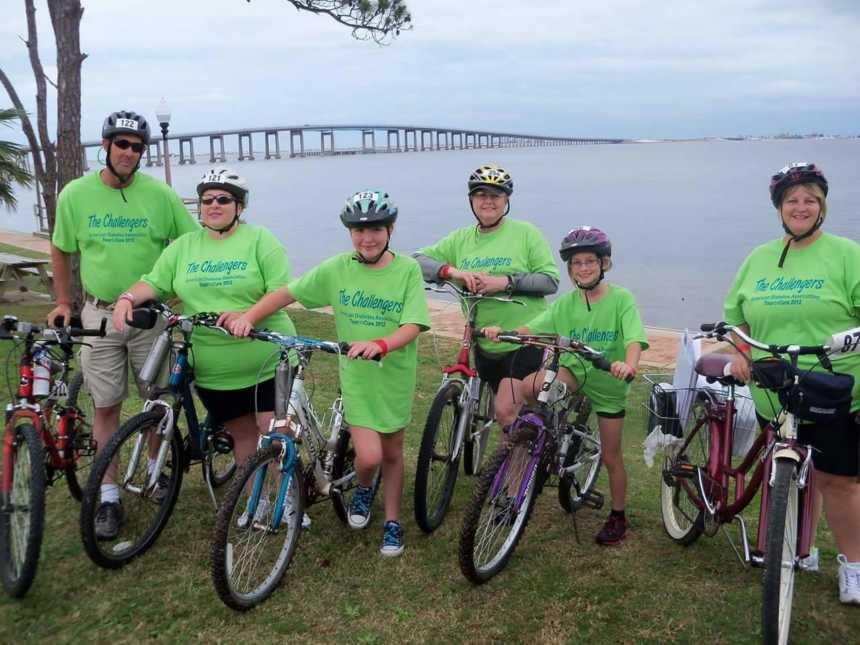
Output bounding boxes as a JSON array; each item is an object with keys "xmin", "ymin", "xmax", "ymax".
[
  {"xmin": 610, "ymin": 361, "xmax": 637, "ymax": 381},
  {"xmin": 225, "ymin": 313, "xmax": 255, "ymax": 338},
  {"xmin": 47, "ymin": 301, "xmax": 72, "ymax": 328},
  {"xmin": 472, "ymin": 272, "xmax": 509, "ymax": 295},
  {"xmin": 112, "ymin": 298, "xmax": 133, "ymax": 333},
  {"xmin": 481, "ymin": 326, "xmax": 503, "ymax": 341},
  {"xmin": 729, "ymin": 352, "xmax": 751, "ymax": 384},
  {"xmin": 447, "ymin": 268, "xmax": 482, "ymax": 294},
  {"xmin": 346, "ymin": 340, "xmax": 385, "ymax": 360}
]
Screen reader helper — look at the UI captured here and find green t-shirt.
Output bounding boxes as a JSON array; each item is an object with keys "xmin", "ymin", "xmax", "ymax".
[
  {"xmin": 288, "ymin": 252, "xmax": 431, "ymax": 433},
  {"xmin": 141, "ymin": 225, "xmax": 297, "ymax": 390},
  {"xmin": 52, "ymin": 171, "xmax": 199, "ymax": 301},
  {"xmin": 527, "ymin": 285, "xmax": 649, "ymax": 408},
  {"xmin": 417, "ymin": 218, "xmax": 559, "ymax": 354},
  {"xmin": 724, "ymin": 233, "xmax": 860, "ymax": 416}
]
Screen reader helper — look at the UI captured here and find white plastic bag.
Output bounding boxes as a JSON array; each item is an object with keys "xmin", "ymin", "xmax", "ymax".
[{"xmin": 643, "ymin": 426, "xmax": 683, "ymax": 468}]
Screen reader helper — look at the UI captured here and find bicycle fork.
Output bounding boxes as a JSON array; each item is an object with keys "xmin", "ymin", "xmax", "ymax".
[
  {"xmin": 122, "ymin": 400, "xmax": 174, "ymax": 497},
  {"xmin": 247, "ymin": 433, "xmax": 298, "ymax": 532}
]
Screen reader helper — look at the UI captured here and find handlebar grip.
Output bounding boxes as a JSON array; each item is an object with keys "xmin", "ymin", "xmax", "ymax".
[
  {"xmin": 68, "ymin": 317, "xmax": 107, "ymax": 337},
  {"xmin": 53, "ymin": 314, "xmax": 83, "ymax": 329},
  {"xmin": 127, "ymin": 308, "xmax": 160, "ymax": 331},
  {"xmin": 700, "ymin": 322, "xmax": 716, "ymax": 333},
  {"xmin": 592, "ymin": 356, "xmax": 612, "ymax": 372},
  {"xmin": 338, "ymin": 342, "xmax": 383, "ymax": 361}
]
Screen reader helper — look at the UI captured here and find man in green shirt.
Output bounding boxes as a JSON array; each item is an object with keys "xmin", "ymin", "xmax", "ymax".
[{"xmin": 47, "ymin": 110, "xmax": 198, "ymax": 539}]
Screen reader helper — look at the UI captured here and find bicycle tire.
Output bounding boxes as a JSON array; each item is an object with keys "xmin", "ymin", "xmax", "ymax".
[
  {"xmin": 201, "ymin": 417, "xmax": 236, "ymax": 488},
  {"xmin": 558, "ymin": 399, "xmax": 602, "ymax": 513},
  {"xmin": 762, "ymin": 457, "xmax": 799, "ymax": 645},
  {"xmin": 463, "ymin": 379, "xmax": 494, "ymax": 476},
  {"xmin": 330, "ymin": 426, "xmax": 381, "ymax": 525},
  {"xmin": 63, "ymin": 371, "xmax": 94, "ymax": 501},
  {"xmin": 80, "ymin": 409, "xmax": 183, "ymax": 569},
  {"xmin": 414, "ymin": 381, "xmax": 464, "ymax": 533},
  {"xmin": 660, "ymin": 394, "xmax": 708, "ymax": 545},
  {"xmin": 459, "ymin": 427, "xmax": 540, "ymax": 584},
  {"xmin": 0, "ymin": 423, "xmax": 46, "ymax": 598},
  {"xmin": 212, "ymin": 443, "xmax": 304, "ymax": 611}
]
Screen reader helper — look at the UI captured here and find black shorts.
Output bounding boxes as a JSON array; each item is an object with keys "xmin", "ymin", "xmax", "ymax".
[
  {"xmin": 195, "ymin": 378, "xmax": 276, "ymax": 425},
  {"xmin": 757, "ymin": 412, "xmax": 860, "ymax": 477},
  {"xmin": 474, "ymin": 345, "xmax": 545, "ymax": 393}
]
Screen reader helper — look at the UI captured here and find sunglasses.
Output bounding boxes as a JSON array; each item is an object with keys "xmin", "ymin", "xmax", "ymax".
[
  {"xmin": 200, "ymin": 195, "xmax": 237, "ymax": 206},
  {"xmin": 112, "ymin": 139, "xmax": 146, "ymax": 153}
]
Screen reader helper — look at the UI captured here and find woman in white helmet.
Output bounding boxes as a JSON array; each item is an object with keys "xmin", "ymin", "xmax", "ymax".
[{"xmin": 111, "ymin": 168, "xmax": 299, "ymax": 481}]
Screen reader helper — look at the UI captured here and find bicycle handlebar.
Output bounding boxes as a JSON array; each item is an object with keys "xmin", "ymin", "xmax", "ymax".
[
  {"xmin": 247, "ymin": 329, "xmax": 382, "ymax": 361},
  {"xmin": 1, "ymin": 315, "xmax": 106, "ymax": 341},
  {"xmin": 698, "ymin": 321, "xmax": 860, "ymax": 358},
  {"xmin": 425, "ymin": 281, "xmax": 525, "ymax": 306}
]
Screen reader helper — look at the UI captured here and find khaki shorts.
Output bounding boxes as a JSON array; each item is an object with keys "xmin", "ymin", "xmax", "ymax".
[{"xmin": 79, "ymin": 301, "xmax": 167, "ymax": 408}]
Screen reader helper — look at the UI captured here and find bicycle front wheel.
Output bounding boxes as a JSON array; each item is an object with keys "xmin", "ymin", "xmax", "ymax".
[
  {"xmin": 212, "ymin": 444, "xmax": 304, "ymax": 611},
  {"xmin": 414, "ymin": 381, "xmax": 464, "ymax": 533},
  {"xmin": 458, "ymin": 428, "xmax": 540, "ymax": 584},
  {"xmin": 63, "ymin": 371, "xmax": 95, "ymax": 501},
  {"xmin": 660, "ymin": 394, "xmax": 709, "ymax": 545},
  {"xmin": 463, "ymin": 379, "xmax": 494, "ymax": 476},
  {"xmin": 0, "ymin": 423, "xmax": 46, "ymax": 598},
  {"xmin": 558, "ymin": 399, "xmax": 602, "ymax": 513},
  {"xmin": 762, "ymin": 457, "xmax": 799, "ymax": 645},
  {"xmin": 80, "ymin": 410, "xmax": 183, "ymax": 569}
]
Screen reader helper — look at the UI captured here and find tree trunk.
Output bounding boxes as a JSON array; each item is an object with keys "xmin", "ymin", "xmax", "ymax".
[{"xmin": 48, "ymin": 0, "xmax": 86, "ymax": 311}]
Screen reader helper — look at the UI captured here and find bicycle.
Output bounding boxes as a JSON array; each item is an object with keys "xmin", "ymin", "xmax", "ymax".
[
  {"xmin": 458, "ymin": 332, "xmax": 610, "ymax": 584},
  {"xmin": 413, "ymin": 281, "xmax": 523, "ymax": 534},
  {"xmin": 657, "ymin": 321, "xmax": 859, "ymax": 645},
  {"xmin": 0, "ymin": 315, "xmax": 105, "ymax": 598},
  {"xmin": 211, "ymin": 329, "xmax": 380, "ymax": 611},
  {"xmin": 79, "ymin": 303, "xmax": 236, "ymax": 569}
]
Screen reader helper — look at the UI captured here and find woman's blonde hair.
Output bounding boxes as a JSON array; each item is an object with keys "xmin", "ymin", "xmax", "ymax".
[{"xmin": 780, "ymin": 182, "xmax": 827, "ymax": 220}]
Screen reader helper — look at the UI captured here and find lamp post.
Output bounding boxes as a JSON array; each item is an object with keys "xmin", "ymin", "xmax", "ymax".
[{"xmin": 156, "ymin": 97, "xmax": 172, "ymax": 186}]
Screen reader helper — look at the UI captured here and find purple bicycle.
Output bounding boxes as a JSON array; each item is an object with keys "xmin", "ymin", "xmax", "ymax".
[{"xmin": 458, "ymin": 333, "xmax": 612, "ymax": 584}]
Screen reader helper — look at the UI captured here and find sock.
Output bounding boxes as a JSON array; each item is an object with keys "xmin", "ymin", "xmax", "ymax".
[
  {"xmin": 100, "ymin": 483, "xmax": 120, "ymax": 504},
  {"xmin": 610, "ymin": 508, "xmax": 625, "ymax": 520}
]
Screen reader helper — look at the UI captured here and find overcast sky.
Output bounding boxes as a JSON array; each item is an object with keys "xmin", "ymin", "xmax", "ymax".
[{"xmin": 1, "ymin": 0, "xmax": 859, "ymax": 142}]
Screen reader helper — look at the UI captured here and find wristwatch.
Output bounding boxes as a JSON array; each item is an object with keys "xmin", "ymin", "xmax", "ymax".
[{"xmin": 505, "ymin": 275, "xmax": 515, "ymax": 294}]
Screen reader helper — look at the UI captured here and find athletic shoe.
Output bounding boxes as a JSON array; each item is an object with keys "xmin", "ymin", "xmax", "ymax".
[
  {"xmin": 595, "ymin": 513, "xmax": 627, "ymax": 546},
  {"xmin": 348, "ymin": 484, "xmax": 374, "ymax": 529},
  {"xmin": 237, "ymin": 497, "xmax": 270, "ymax": 529},
  {"xmin": 798, "ymin": 546, "xmax": 819, "ymax": 572},
  {"xmin": 380, "ymin": 520, "xmax": 404, "ymax": 557},
  {"xmin": 492, "ymin": 494, "xmax": 515, "ymax": 526},
  {"xmin": 94, "ymin": 501, "xmax": 124, "ymax": 541},
  {"xmin": 151, "ymin": 473, "xmax": 171, "ymax": 504},
  {"xmin": 837, "ymin": 554, "xmax": 860, "ymax": 605}
]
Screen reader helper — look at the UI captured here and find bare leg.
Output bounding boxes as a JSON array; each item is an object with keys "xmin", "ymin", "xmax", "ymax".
[
  {"xmin": 817, "ymin": 471, "xmax": 860, "ymax": 561},
  {"xmin": 94, "ymin": 403, "xmax": 123, "ymax": 483},
  {"xmin": 494, "ymin": 377, "xmax": 527, "ymax": 427},
  {"xmin": 223, "ymin": 412, "xmax": 266, "ymax": 467},
  {"xmin": 349, "ymin": 425, "xmax": 383, "ymax": 488},
  {"xmin": 598, "ymin": 416, "xmax": 627, "ymax": 511}
]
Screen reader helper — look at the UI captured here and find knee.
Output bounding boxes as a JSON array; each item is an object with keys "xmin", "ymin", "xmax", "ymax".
[{"xmin": 818, "ymin": 473, "xmax": 860, "ymax": 499}]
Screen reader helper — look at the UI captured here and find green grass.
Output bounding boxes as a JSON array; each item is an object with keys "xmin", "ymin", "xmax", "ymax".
[{"xmin": 1, "ymin": 299, "xmax": 858, "ymax": 644}]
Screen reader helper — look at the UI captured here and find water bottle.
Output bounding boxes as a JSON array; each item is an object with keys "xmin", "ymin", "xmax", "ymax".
[
  {"xmin": 139, "ymin": 332, "xmax": 171, "ymax": 385},
  {"xmin": 274, "ymin": 361, "xmax": 294, "ymax": 418},
  {"xmin": 32, "ymin": 348, "xmax": 52, "ymax": 397}
]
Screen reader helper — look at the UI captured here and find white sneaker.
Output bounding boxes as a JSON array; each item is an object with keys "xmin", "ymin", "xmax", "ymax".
[
  {"xmin": 798, "ymin": 546, "xmax": 819, "ymax": 572},
  {"xmin": 237, "ymin": 495, "xmax": 311, "ymax": 530},
  {"xmin": 837, "ymin": 554, "xmax": 860, "ymax": 605}
]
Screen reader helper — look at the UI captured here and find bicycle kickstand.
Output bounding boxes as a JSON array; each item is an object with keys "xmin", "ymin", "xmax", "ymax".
[{"xmin": 721, "ymin": 515, "xmax": 752, "ymax": 567}]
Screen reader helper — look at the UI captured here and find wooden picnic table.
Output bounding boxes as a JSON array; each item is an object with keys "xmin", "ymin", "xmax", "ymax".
[{"xmin": 0, "ymin": 252, "xmax": 53, "ymax": 300}]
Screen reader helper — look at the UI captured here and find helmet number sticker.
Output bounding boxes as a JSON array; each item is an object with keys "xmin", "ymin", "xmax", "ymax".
[
  {"xmin": 354, "ymin": 191, "xmax": 376, "ymax": 201},
  {"xmin": 116, "ymin": 118, "xmax": 139, "ymax": 129}
]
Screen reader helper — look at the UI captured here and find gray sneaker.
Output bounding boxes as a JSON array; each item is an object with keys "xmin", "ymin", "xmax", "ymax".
[{"xmin": 94, "ymin": 501, "xmax": 124, "ymax": 541}]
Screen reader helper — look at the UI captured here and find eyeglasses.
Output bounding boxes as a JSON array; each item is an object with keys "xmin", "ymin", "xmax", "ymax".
[
  {"xmin": 112, "ymin": 139, "xmax": 146, "ymax": 153},
  {"xmin": 200, "ymin": 195, "xmax": 237, "ymax": 206},
  {"xmin": 570, "ymin": 259, "xmax": 600, "ymax": 269},
  {"xmin": 471, "ymin": 192, "xmax": 506, "ymax": 202}
]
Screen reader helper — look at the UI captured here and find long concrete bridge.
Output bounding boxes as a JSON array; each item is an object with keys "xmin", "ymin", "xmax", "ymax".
[{"xmin": 70, "ymin": 123, "xmax": 626, "ymax": 169}]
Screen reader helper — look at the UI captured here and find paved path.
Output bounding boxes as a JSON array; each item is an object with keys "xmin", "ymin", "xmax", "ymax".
[{"xmin": 0, "ymin": 229, "xmax": 688, "ymax": 368}]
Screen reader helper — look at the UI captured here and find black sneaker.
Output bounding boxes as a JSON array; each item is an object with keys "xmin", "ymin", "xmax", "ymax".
[
  {"xmin": 595, "ymin": 513, "xmax": 627, "ymax": 545},
  {"xmin": 151, "ymin": 473, "xmax": 171, "ymax": 504},
  {"xmin": 94, "ymin": 501, "xmax": 124, "ymax": 541}
]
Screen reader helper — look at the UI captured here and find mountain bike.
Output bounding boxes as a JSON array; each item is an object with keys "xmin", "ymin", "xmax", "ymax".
[
  {"xmin": 413, "ymin": 281, "xmax": 522, "ymax": 534},
  {"xmin": 80, "ymin": 304, "xmax": 235, "ymax": 569},
  {"xmin": 211, "ymin": 330, "xmax": 380, "ymax": 611},
  {"xmin": 659, "ymin": 321, "xmax": 859, "ymax": 645},
  {"xmin": 458, "ymin": 332, "xmax": 610, "ymax": 584},
  {"xmin": 0, "ymin": 315, "xmax": 105, "ymax": 597}
]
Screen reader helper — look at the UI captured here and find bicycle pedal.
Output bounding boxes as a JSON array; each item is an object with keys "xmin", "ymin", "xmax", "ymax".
[{"xmin": 574, "ymin": 489, "xmax": 604, "ymax": 511}]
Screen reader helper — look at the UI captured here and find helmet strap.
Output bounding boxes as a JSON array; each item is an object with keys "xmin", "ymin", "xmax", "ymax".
[
  {"xmin": 201, "ymin": 213, "xmax": 240, "ymax": 236},
  {"xmin": 777, "ymin": 215, "xmax": 822, "ymax": 268},
  {"xmin": 352, "ymin": 227, "xmax": 392, "ymax": 265},
  {"xmin": 572, "ymin": 265, "xmax": 606, "ymax": 311},
  {"xmin": 469, "ymin": 197, "xmax": 510, "ymax": 230},
  {"xmin": 104, "ymin": 139, "xmax": 141, "ymax": 203}
]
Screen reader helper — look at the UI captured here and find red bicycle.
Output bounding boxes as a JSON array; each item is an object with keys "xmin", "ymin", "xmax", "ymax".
[
  {"xmin": 657, "ymin": 321, "xmax": 857, "ymax": 645},
  {"xmin": 0, "ymin": 315, "xmax": 104, "ymax": 597}
]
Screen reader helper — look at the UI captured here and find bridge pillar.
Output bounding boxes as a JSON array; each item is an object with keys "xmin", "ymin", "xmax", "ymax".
[
  {"xmin": 289, "ymin": 130, "xmax": 304, "ymax": 157},
  {"xmin": 238, "ymin": 133, "xmax": 254, "ymax": 161},
  {"xmin": 179, "ymin": 137, "xmax": 196, "ymax": 164},
  {"xmin": 404, "ymin": 129, "xmax": 416, "ymax": 151},
  {"xmin": 145, "ymin": 141, "xmax": 159, "ymax": 167},
  {"xmin": 437, "ymin": 130, "xmax": 449, "ymax": 150},
  {"xmin": 209, "ymin": 135, "xmax": 226, "ymax": 163},
  {"xmin": 264, "ymin": 131, "xmax": 281, "ymax": 159},
  {"xmin": 362, "ymin": 129, "xmax": 376, "ymax": 152},
  {"xmin": 386, "ymin": 129, "xmax": 400, "ymax": 152},
  {"xmin": 321, "ymin": 130, "xmax": 335, "ymax": 154}
]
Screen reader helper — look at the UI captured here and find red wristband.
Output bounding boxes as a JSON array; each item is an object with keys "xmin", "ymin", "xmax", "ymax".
[
  {"xmin": 736, "ymin": 343, "xmax": 751, "ymax": 354},
  {"xmin": 372, "ymin": 339, "xmax": 389, "ymax": 356},
  {"xmin": 439, "ymin": 264, "xmax": 452, "ymax": 280}
]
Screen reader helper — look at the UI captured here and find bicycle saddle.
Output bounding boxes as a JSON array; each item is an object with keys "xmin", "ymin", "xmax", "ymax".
[{"xmin": 695, "ymin": 353, "xmax": 744, "ymax": 387}]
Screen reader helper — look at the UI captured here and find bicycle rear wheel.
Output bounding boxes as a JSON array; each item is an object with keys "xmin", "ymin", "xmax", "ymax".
[
  {"xmin": 80, "ymin": 410, "xmax": 183, "ymax": 569},
  {"xmin": 414, "ymin": 381, "xmax": 463, "ymax": 533},
  {"xmin": 331, "ymin": 426, "xmax": 381, "ymax": 524},
  {"xmin": 63, "ymin": 371, "xmax": 95, "ymax": 501},
  {"xmin": 459, "ymin": 427, "xmax": 541, "ymax": 584},
  {"xmin": 762, "ymin": 457, "xmax": 799, "ymax": 645},
  {"xmin": 0, "ymin": 423, "xmax": 46, "ymax": 598},
  {"xmin": 558, "ymin": 399, "xmax": 602, "ymax": 513},
  {"xmin": 212, "ymin": 444, "xmax": 304, "ymax": 611},
  {"xmin": 660, "ymin": 394, "xmax": 709, "ymax": 545},
  {"xmin": 201, "ymin": 416, "xmax": 236, "ymax": 488},
  {"xmin": 463, "ymin": 380, "xmax": 494, "ymax": 476}
]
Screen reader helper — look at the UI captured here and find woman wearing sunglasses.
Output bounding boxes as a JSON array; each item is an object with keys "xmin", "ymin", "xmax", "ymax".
[
  {"xmin": 725, "ymin": 162, "xmax": 860, "ymax": 605},
  {"xmin": 112, "ymin": 168, "xmax": 300, "ymax": 490}
]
